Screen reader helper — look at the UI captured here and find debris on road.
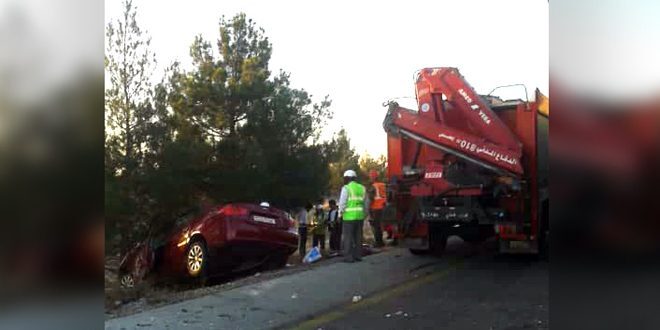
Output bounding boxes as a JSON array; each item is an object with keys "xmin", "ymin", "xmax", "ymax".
[
  {"xmin": 303, "ymin": 247, "xmax": 322, "ymax": 264},
  {"xmin": 352, "ymin": 295, "xmax": 362, "ymax": 303}
]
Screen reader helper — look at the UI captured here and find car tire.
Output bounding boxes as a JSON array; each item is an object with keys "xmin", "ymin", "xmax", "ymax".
[
  {"xmin": 263, "ymin": 254, "xmax": 288, "ymax": 270},
  {"xmin": 120, "ymin": 273, "xmax": 135, "ymax": 289},
  {"xmin": 185, "ymin": 240, "xmax": 208, "ymax": 283}
]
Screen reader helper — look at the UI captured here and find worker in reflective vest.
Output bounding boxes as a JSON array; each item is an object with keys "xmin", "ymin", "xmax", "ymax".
[
  {"xmin": 338, "ymin": 169, "xmax": 369, "ymax": 263},
  {"xmin": 368, "ymin": 170, "xmax": 386, "ymax": 247}
]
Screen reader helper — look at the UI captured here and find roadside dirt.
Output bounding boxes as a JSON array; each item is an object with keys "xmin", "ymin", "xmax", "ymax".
[{"xmin": 105, "ymin": 242, "xmax": 385, "ymax": 320}]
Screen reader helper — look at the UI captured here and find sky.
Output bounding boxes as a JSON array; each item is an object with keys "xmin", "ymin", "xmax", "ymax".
[{"xmin": 105, "ymin": 0, "xmax": 549, "ymax": 157}]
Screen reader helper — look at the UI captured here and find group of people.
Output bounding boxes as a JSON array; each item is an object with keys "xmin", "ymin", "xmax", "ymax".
[{"xmin": 295, "ymin": 169, "xmax": 388, "ymax": 263}]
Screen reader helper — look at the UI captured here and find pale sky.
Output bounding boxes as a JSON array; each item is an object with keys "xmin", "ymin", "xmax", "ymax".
[{"xmin": 105, "ymin": 0, "xmax": 549, "ymax": 157}]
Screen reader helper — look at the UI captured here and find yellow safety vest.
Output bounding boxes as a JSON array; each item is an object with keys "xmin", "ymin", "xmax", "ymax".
[{"xmin": 343, "ymin": 181, "xmax": 366, "ymax": 221}]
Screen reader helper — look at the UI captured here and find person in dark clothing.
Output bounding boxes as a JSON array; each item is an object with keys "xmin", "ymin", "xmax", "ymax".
[
  {"xmin": 327, "ymin": 199, "xmax": 341, "ymax": 253},
  {"xmin": 297, "ymin": 203, "xmax": 312, "ymax": 258},
  {"xmin": 311, "ymin": 202, "xmax": 327, "ymax": 251},
  {"xmin": 368, "ymin": 170, "xmax": 386, "ymax": 248}
]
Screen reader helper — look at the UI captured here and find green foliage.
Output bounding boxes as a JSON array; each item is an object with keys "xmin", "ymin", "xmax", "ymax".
[
  {"xmin": 359, "ymin": 153, "xmax": 387, "ymax": 182},
  {"xmin": 325, "ymin": 128, "xmax": 361, "ymax": 195},
  {"xmin": 105, "ymin": 0, "xmax": 159, "ymax": 253},
  {"xmin": 105, "ymin": 10, "xmax": 337, "ymax": 253}
]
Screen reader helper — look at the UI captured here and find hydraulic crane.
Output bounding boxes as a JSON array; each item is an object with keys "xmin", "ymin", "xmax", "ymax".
[{"xmin": 383, "ymin": 67, "xmax": 548, "ymax": 255}]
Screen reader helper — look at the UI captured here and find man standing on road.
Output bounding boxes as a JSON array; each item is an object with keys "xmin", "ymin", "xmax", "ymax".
[
  {"xmin": 368, "ymin": 170, "xmax": 386, "ymax": 248},
  {"xmin": 311, "ymin": 201, "xmax": 327, "ymax": 251},
  {"xmin": 338, "ymin": 170, "xmax": 369, "ymax": 263},
  {"xmin": 296, "ymin": 203, "xmax": 312, "ymax": 258},
  {"xmin": 327, "ymin": 199, "xmax": 341, "ymax": 254}
]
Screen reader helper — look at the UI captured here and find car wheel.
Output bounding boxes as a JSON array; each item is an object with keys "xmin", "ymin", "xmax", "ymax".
[
  {"xmin": 271, "ymin": 254, "xmax": 289, "ymax": 269},
  {"xmin": 186, "ymin": 240, "xmax": 207, "ymax": 278},
  {"xmin": 261, "ymin": 254, "xmax": 288, "ymax": 271},
  {"xmin": 120, "ymin": 273, "xmax": 135, "ymax": 289}
]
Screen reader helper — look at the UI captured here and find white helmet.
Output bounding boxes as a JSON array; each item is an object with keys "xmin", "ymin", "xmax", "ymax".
[
  {"xmin": 259, "ymin": 202, "xmax": 270, "ymax": 207},
  {"xmin": 343, "ymin": 169, "xmax": 357, "ymax": 177}
]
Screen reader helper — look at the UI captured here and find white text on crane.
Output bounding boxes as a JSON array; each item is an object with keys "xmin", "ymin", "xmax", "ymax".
[{"xmin": 458, "ymin": 88, "xmax": 491, "ymax": 125}]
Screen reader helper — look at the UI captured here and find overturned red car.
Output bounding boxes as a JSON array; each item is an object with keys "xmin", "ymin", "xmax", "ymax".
[{"xmin": 119, "ymin": 203, "xmax": 298, "ymax": 288}]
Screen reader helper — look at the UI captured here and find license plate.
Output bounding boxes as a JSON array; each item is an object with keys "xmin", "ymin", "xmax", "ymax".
[
  {"xmin": 509, "ymin": 241, "xmax": 530, "ymax": 250},
  {"xmin": 253, "ymin": 215, "xmax": 276, "ymax": 224}
]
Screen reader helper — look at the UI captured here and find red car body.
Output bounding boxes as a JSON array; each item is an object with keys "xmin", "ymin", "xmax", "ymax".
[{"xmin": 120, "ymin": 203, "xmax": 298, "ymax": 286}]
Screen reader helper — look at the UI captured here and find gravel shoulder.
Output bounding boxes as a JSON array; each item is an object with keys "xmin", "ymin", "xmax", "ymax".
[
  {"xmin": 104, "ymin": 245, "xmax": 385, "ymax": 319},
  {"xmin": 105, "ymin": 246, "xmax": 454, "ymax": 329}
]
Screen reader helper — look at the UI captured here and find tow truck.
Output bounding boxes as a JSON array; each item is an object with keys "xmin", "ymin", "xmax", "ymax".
[{"xmin": 382, "ymin": 67, "xmax": 548, "ymax": 255}]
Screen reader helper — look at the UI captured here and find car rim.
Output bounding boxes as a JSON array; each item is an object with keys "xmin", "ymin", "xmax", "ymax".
[
  {"xmin": 120, "ymin": 274, "xmax": 134, "ymax": 288},
  {"xmin": 187, "ymin": 244, "xmax": 204, "ymax": 275}
]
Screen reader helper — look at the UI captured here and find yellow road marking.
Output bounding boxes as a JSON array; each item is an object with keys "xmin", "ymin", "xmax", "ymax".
[{"xmin": 289, "ymin": 259, "xmax": 463, "ymax": 330}]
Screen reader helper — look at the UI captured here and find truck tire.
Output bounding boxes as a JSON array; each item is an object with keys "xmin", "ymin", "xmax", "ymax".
[
  {"xmin": 408, "ymin": 236, "xmax": 446, "ymax": 256},
  {"xmin": 462, "ymin": 225, "xmax": 495, "ymax": 244},
  {"xmin": 538, "ymin": 199, "xmax": 549, "ymax": 260},
  {"xmin": 430, "ymin": 233, "xmax": 448, "ymax": 257},
  {"xmin": 409, "ymin": 248, "xmax": 430, "ymax": 255},
  {"xmin": 425, "ymin": 223, "xmax": 448, "ymax": 257}
]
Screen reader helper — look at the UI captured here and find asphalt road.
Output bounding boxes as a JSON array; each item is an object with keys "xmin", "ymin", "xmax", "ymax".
[
  {"xmin": 106, "ymin": 238, "xmax": 548, "ymax": 330},
  {"xmin": 293, "ymin": 250, "xmax": 548, "ymax": 330}
]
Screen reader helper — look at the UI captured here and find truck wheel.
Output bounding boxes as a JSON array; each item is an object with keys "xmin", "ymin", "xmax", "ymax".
[
  {"xmin": 538, "ymin": 200, "xmax": 549, "ymax": 260},
  {"xmin": 409, "ymin": 248, "xmax": 429, "ymax": 255},
  {"xmin": 408, "ymin": 235, "xmax": 446, "ymax": 256},
  {"xmin": 430, "ymin": 234, "xmax": 448, "ymax": 257},
  {"xmin": 462, "ymin": 226, "xmax": 495, "ymax": 244},
  {"xmin": 428, "ymin": 224, "xmax": 448, "ymax": 257}
]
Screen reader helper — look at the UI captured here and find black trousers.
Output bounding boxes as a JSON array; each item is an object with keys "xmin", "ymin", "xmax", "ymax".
[
  {"xmin": 329, "ymin": 223, "xmax": 342, "ymax": 251},
  {"xmin": 370, "ymin": 209, "xmax": 384, "ymax": 247},
  {"xmin": 312, "ymin": 234, "xmax": 325, "ymax": 250},
  {"xmin": 298, "ymin": 226, "xmax": 308, "ymax": 256}
]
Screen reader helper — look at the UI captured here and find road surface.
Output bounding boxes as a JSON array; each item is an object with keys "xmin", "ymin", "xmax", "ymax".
[{"xmin": 105, "ymin": 238, "xmax": 548, "ymax": 329}]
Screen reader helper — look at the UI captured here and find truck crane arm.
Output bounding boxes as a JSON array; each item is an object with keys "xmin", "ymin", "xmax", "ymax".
[{"xmin": 384, "ymin": 67, "xmax": 524, "ymax": 176}]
